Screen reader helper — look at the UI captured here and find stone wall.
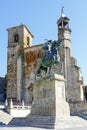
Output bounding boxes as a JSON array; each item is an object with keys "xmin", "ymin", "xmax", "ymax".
[
  {"xmin": 69, "ymin": 101, "xmax": 87, "ymax": 115},
  {"xmin": 24, "ymin": 44, "xmax": 43, "ymax": 104},
  {"xmin": 67, "ymin": 57, "xmax": 84, "ymax": 102}
]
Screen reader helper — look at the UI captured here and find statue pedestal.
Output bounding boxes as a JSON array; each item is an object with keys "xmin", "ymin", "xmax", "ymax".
[{"xmin": 32, "ymin": 74, "xmax": 70, "ymax": 118}]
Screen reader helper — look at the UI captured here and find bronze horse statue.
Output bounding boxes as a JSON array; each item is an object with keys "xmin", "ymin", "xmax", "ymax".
[{"xmin": 35, "ymin": 40, "xmax": 62, "ymax": 79}]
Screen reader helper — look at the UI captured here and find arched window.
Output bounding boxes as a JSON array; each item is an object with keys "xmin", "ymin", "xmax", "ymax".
[
  {"xmin": 27, "ymin": 37, "xmax": 30, "ymax": 46},
  {"xmin": 14, "ymin": 34, "xmax": 19, "ymax": 43}
]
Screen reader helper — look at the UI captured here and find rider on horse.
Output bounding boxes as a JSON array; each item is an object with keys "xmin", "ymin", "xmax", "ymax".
[{"xmin": 35, "ymin": 40, "xmax": 62, "ymax": 79}]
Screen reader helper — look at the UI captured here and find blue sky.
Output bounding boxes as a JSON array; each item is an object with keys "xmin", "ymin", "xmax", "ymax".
[{"xmin": 0, "ymin": 0, "xmax": 87, "ymax": 84}]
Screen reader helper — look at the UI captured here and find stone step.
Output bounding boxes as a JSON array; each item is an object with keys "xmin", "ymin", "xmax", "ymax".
[
  {"xmin": 0, "ymin": 109, "xmax": 13, "ymax": 125},
  {"xmin": 9, "ymin": 115, "xmax": 87, "ymax": 129},
  {"xmin": 0, "ymin": 108, "xmax": 87, "ymax": 129}
]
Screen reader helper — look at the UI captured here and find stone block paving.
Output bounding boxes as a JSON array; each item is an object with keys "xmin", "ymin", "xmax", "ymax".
[
  {"xmin": 0, "ymin": 127, "xmax": 87, "ymax": 130},
  {"xmin": 1, "ymin": 107, "xmax": 87, "ymax": 130},
  {"xmin": 62, "ymin": 127, "xmax": 87, "ymax": 130}
]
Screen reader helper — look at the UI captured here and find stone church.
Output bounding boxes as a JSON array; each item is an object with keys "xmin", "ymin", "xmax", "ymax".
[{"xmin": 5, "ymin": 8, "xmax": 85, "ymax": 106}]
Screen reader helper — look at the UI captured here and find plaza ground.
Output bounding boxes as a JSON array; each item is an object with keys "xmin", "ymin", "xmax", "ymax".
[{"xmin": 0, "ymin": 126, "xmax": 87, "ymax": 130}]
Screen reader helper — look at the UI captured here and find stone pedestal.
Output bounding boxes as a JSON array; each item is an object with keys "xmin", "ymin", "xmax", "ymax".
[{"xmin": 31, "ymin": 74, "xmax": 70, "ymax": 118}]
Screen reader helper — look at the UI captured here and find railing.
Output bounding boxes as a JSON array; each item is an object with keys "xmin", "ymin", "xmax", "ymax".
[
  {"xmin": 5, "ymin": 99, "xmax": 32, "ymax": 109},
  {"xmin": 13, "ymin": 105, "xmax": 31, "ymax": 109},
  {"xmin": 4, "ymin": 99, "xmax": 33, "ymax": 117}
]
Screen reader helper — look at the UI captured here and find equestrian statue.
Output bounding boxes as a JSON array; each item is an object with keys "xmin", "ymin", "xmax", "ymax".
[{"xmin": 35, "ymin": 39, "xmax": 63, "ymax": 79}]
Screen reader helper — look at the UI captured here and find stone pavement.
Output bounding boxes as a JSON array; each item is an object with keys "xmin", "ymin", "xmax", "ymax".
[
  {"xmin": 1, "ymin": 115, "xmax": 87, "ymax": 130},
  {"xmin": 1, "ymin": 105, "xmax": 87, "ymax": 130},
  {"xmin": 64, "ymin": 127, "xmax": 87, "ymax": 130},
  {"xmin": 0, "ymin": 127, "xmax": 87, "ymax": 130},
  {"xmin": 7, "ymin": 115, "xmax": 87, "ymax": 129}
]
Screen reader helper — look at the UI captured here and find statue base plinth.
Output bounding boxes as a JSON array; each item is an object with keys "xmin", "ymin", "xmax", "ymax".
[{"xmin": 31, "ymin": 74, "xmax": 70, "ymax": 118}]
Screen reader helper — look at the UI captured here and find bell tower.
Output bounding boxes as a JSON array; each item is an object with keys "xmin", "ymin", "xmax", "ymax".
[
  {"xmin": 6, "ymin": 25, "xmax": 34, "ymax": 102},
  {"xmin": 57, "ymin": 7, "xmax": 71, "ymax": 100}
]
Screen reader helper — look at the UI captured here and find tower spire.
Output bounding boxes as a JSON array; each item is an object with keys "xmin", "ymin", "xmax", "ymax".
[{"xmin": 61, "ymin": 6, "xmax": 65, "ymax": 17}]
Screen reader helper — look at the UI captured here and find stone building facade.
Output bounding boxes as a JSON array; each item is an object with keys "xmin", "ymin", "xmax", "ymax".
[{"xmin": 6, "ymin": 9, "xmax": 85, "ymax": 104}]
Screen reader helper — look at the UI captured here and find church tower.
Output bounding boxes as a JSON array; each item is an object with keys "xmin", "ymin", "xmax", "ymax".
[
  {"xmin": 6, "ymin": 25, "xmax": 34, "ymax": 102},
  {"xmin": 57, "ymin": 8, "xmax": 84, "ymax": 102},
  {"xmin": 57, "ymin": 7, "xmax": 71, "ymax": 100}
]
